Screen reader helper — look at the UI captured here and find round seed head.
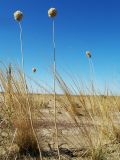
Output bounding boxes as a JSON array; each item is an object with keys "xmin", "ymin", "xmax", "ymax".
[
  {"xmin": 48, "ymin": 8, "xmax": 57, "ymax": 18},
  {"xmin": 86, "ymin": 51, "xmax": 91, "ymax": 58},
  {"xmin": 14, "ymin": 10, "xmax": 23, "ymax": 21},
  {"xmin": 32, "ymin": 67, "xmax": 36, "ymax": 73}
]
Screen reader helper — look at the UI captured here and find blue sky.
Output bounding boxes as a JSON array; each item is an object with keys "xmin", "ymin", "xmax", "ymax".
[{"xmin": 0, "ymin": 0, "xmax": 120, "ymax": 93}]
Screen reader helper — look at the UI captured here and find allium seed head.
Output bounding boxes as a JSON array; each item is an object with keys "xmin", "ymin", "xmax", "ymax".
[
  {"xmin": 86, "ymin": 51, "xmax": 91, "ymax": 58},
  {"xmin": 48, "ymin": 8, "xmax": 57, "ymax": 18},
  {"xmin": 14, "ymin": 10, "xmax": 23, "ymax": 21},
  {"xmin": 32, "ymin": 67, "xmax": 36, "ymax": 73}
]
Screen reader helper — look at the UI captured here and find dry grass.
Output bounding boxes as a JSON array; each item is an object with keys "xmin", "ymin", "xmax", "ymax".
[
  {"xmin": 0, "ymin": 65, "xmax": 120, "ymax": 160},
  {"xmin": 0, "ymin": 65, "xmax": 43, "ymax": 159}
]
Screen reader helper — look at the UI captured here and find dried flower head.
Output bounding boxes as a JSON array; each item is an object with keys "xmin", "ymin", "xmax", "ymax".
[
  {"xmin": 48, "ymin": 8, "xmax": 57, "ymax": 18},
  {"xmin": 32, "ymin": 67, "xmax": 36, "ymax": 73},
  {"xmin": 14, "ymin": 10, "xmax": 23, "ymax": 21},
  {"xmin": 86, "ymin": 51, "xmax": 91, "ymax": 58}
]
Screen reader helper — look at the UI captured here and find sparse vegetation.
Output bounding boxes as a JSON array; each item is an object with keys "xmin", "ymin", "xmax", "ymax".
[
  {"xmin": 0, "ymin": 65, "xmax": 120, "ymax": 159},
  {"xmin": 0, "ymin": 2, "xmax": 120, "ymax": 160}
]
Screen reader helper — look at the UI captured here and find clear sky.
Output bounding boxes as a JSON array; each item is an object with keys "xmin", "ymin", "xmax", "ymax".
[{"xmin": 0, "ymin": 0, "xmax": 120, "ymax": 93}]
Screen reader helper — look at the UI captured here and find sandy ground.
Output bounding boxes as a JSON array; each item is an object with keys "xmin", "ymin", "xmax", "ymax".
[{"xmin": 0, "ymin": 94, "xmax": 120, "ymax": 159}]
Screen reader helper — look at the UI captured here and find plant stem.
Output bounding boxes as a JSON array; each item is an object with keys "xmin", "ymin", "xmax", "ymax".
[
  {"xmin": 19, "ymin": 22, "xmax": 24, "ymax": 71},
  {"xmin": 53, "ymin": 19, "xmax": 61, "ymax": 160}
]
